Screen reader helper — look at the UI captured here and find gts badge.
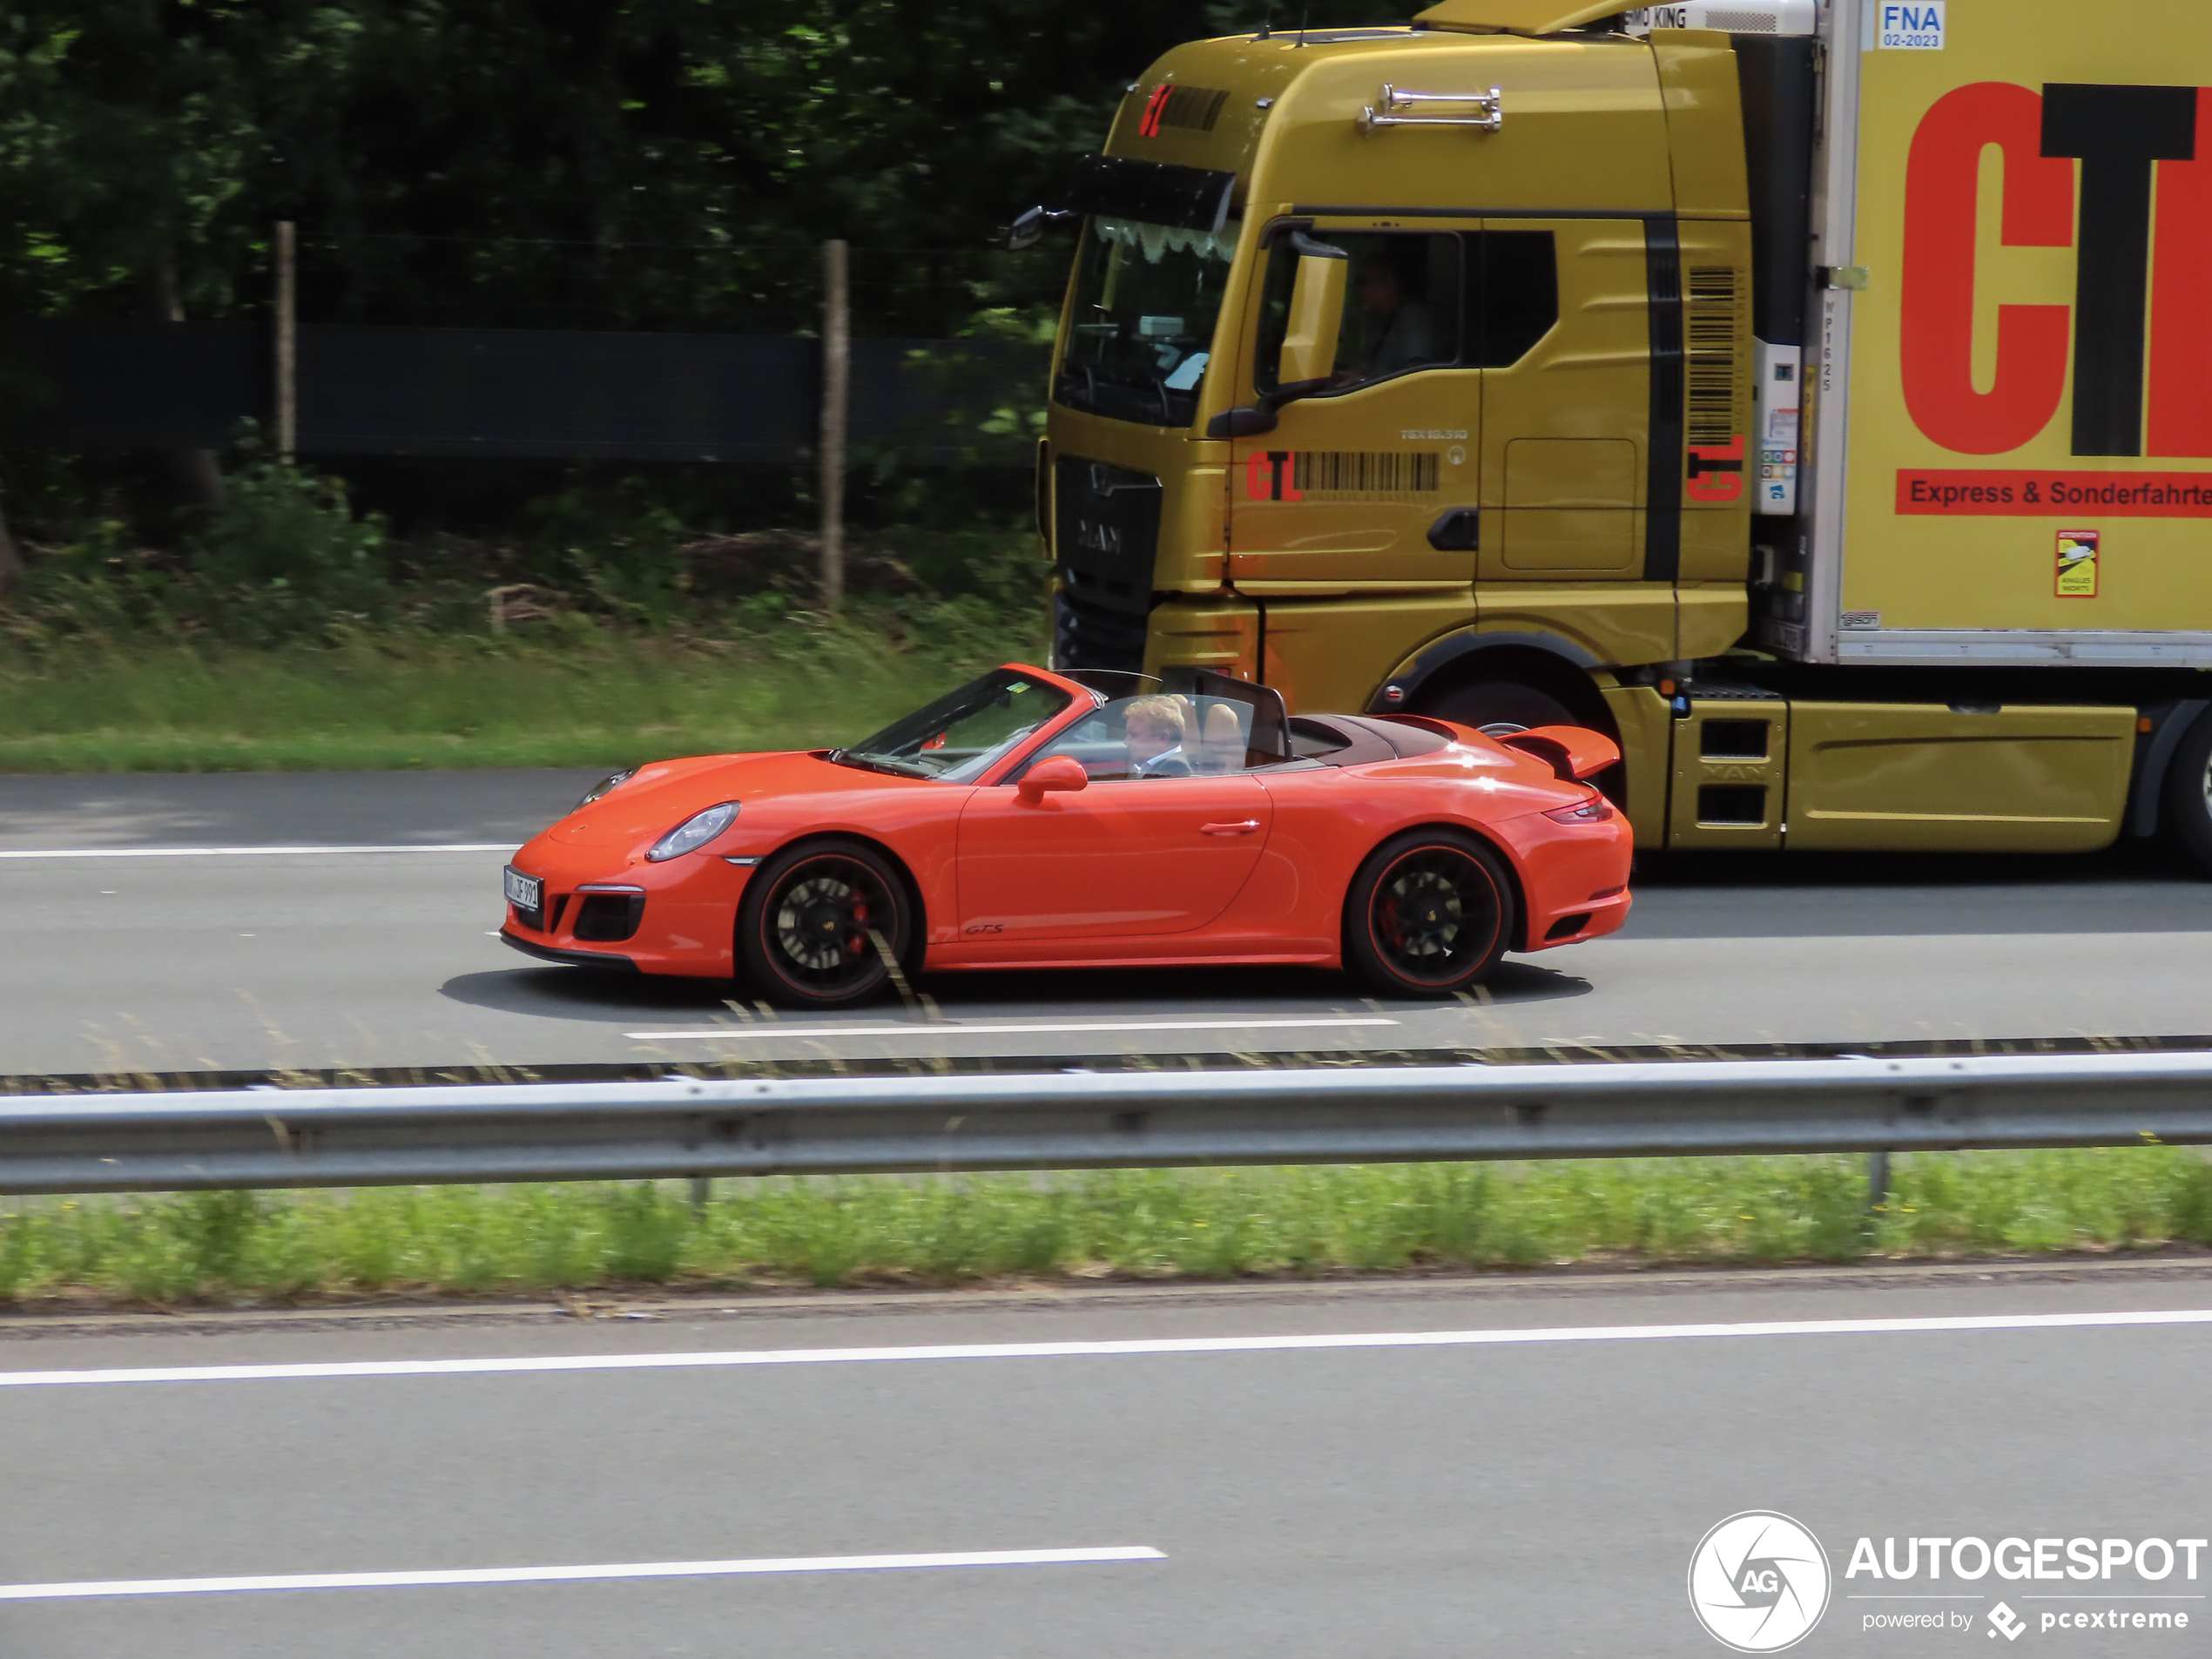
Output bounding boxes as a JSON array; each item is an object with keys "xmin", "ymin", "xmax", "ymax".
[{"xmin": 964, "ymin": 922, "xmax": 1006, "ymax": 935}]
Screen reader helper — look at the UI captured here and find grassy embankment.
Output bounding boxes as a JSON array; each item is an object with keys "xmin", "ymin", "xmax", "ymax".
[
  {"xmin": 0, "ymin": 608, "xmax": 1042, "ymax": 773},
  {"xmin": 0, "ymin": 475, "xmax": 1048, "ymax": 772},
  {"xmin": 3, "ymin": 1150, "xmax": 2207, "ymax": 1310}
]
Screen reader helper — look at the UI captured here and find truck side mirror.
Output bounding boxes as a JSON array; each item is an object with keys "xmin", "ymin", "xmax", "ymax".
[
  {"xmin": 1203, "ymin": 230, "xmax": 1349, "ymax": 439},
  {"xmin": 1002, "ymin": 205, "xmax": 1074, "ymax": 251},
  {"xmin": 1277, "ymin": 234, "xmax": 1349, "ymax": 390}
]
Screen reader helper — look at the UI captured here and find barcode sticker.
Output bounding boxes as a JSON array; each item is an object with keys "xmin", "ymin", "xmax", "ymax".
[
  {"xmin": 1685, "ymin": 266, "xmax": 1741, "ymax": 448},
  {"xmin": 1292, "ymin": 451, "xmax": 1441, "ymax": 496}
]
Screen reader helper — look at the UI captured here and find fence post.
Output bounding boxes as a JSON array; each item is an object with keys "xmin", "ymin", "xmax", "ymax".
[
  {"xmin": 818, "ymin": 239, "xmax": 850, "ymax": 611},
  {"xmin": 273, "ymin": 220, "xmax": 298, "ymax": 462},
  {"xmin": 1867, "ymin": 1150, "xmax": 1892, "ymax": 1213}
]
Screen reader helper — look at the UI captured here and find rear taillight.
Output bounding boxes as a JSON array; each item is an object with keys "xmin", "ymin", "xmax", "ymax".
[{"xmin": 1543, "ymin": 793, "xmax": 1615, "ymax": 825}]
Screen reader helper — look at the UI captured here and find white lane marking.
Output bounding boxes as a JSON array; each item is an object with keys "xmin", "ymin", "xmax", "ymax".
[
  {"xmin": 0, "ymin": 844, "xmax": 516, "ymax": 860},
  {"xmin": 5, "ymin": 1308, "xmax": 2207, "ymax": 1390},
  {"xmin": 625, "ymin": 1016, "xmax": 1401, "ymax": 1041},
  {"xmin": 0, "ymin": 1546, "xmax": 1164, "ymax": 1602},
  {"xmin": 0, "ymin": 844, "xmax": 518, "ymax": 861}
]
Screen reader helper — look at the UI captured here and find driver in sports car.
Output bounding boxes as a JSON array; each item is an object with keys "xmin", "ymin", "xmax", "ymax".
[{"xmin": 1123, "ymin": 696, "xmax": 1193, "ymax": 778}]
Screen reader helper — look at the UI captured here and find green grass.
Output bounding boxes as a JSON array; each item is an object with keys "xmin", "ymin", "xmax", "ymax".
[
  {"xmin": 0, "ymin": 604, "xmax": 1042, "ymax": 772},
  {"xmin": 4, "ymin": 1150, "xmax": 2209, "ymax": 1310}
]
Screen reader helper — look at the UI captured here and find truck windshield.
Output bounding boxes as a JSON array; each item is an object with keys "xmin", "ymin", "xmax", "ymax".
[{"xmin": 1055, "ymin": 216, "xmax": 1238, "ymax": 428}]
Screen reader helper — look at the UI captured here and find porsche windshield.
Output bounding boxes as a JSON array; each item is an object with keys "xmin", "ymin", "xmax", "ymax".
[
  {"xmin": 1055, "ymin": 216, "xmax": 1238, "ymax": 428},
  {"xmin": 833, "ymin": 669, "xmax": 1076, "ymax": 782}
]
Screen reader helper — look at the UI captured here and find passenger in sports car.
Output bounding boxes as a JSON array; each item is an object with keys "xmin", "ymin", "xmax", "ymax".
[
  {"xmin": 1123, "ymin": 696, "xmax": 1192, "ymax": 778},
  {"xmin": 1192, "ymin": 702, "xmax": 1244, "ymax": 773}
]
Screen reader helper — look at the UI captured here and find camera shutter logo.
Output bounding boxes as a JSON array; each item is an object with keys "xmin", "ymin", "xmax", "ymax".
[{"xmin": 1688, "ymin": 1511, "xmax": 1832, "ymax": 1652}]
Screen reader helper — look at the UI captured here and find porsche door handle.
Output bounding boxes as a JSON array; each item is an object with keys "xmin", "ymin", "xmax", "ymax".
[{"xmin": 1200, "ymin": 819, "xmax": 1261, "ymax": 836}]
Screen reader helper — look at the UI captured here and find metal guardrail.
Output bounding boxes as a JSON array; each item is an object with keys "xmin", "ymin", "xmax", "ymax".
[{"xmin": 3, "ymin": 1051, "xmax": 2211, "ymax": 1195}]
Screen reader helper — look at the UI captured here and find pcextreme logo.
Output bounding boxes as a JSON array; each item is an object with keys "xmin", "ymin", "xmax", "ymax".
[
  {"xmin": 1902, "ymin": 82, "xmax": 2211, "ymax": 461},
  {"xmin": 1688, "ymin": 1512, "xmax": 1833, "ymax": 1652}
]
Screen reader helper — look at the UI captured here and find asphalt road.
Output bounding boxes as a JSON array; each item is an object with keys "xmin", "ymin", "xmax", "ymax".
[
  {"xmin": 3, "ymin": 1272, "xmax": 2208, "ymax": 1656},
  {"xmin": 4, "ymin": 769, "xmax": 2212, "ymax": 1074}
]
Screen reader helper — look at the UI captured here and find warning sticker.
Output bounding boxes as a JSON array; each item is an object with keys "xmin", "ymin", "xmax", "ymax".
[{"xmin": 2055, "ymin": 529, "xmax": 2100, "ymax": 598}]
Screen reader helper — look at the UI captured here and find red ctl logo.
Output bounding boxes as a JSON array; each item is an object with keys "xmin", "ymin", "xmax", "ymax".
[
  {"xmin": 1137, "ymin": 84, "xmax": 1173, "ymax": 138},
  {"xmin": 1903, "ymin": 81, "xmax": 2212, "ymax": 459},
  {"xmin": 1245, "ymin": 450, "xmax": 1303, "ymax": 501},
  {"xmin": 1686, "ymin": 435, "xmax": 1745, "ymax": 502}
]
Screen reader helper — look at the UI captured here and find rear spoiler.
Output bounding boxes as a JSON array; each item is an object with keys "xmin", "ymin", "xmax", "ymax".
[{"xmin": 1494, "ymin": 725, "xmax": 1621, "ymax": 782}]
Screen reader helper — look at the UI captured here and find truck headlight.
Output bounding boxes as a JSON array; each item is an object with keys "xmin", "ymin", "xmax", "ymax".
[{"xmin": 645, "ymin": 802, "xmax": 740, "ymax": 861}]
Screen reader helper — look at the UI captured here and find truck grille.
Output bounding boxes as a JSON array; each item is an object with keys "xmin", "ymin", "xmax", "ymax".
[
  {"xmin": 1055, "ymin": 591, "xmax": 1150, "ymax": 673},
  {"xmin": 1054, "ymin": 456, "xmax": 1162, "ymax": 618}
]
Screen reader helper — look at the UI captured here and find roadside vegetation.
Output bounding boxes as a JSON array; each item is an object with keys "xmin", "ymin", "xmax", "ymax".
[
  {"xmin": 0, "ymin": 462, "xmax": 1046, "ymax": 772},
  {"xmin": 3, "ymin": 1150, "xmax": 2208, "ymax": 1311},
  {"xmin": 1, "ymin": 0, "xmax": 1426, "ymax": 771}
]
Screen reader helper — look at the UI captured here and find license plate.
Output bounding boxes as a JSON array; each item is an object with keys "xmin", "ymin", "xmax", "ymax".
[{"xmin": 503, "ymin": 867, "xmax": 543, "ymax": 913}]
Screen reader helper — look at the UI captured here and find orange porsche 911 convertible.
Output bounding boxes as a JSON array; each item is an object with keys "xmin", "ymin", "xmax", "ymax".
[{"xmin": 500, "ymin": 664, "xmax": 1631, "ymax": 1007}]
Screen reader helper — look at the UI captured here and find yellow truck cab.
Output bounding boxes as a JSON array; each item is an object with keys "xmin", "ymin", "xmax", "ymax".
[{"xmin": 1033, "ymin": 0, "xmax": 2212, "ymax": 870}]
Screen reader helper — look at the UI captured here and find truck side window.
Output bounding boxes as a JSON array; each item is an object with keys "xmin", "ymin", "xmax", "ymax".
[
  {"xmin": 1256, "ymin": 231, "xmax": 1460, "ymax": 396},
  {"xmin": 1253, "ymin": 228, "xmax": 1558, "ymax": 393},
  {"xmin": 1469, "ymin": 232, "xmax": 1558, "ymax": 368}
]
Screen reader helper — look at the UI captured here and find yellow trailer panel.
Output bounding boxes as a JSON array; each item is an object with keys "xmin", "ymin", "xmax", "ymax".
[{"xmin": 1828, "ymin": 0, "xmax": 2212, "ymax": 660}]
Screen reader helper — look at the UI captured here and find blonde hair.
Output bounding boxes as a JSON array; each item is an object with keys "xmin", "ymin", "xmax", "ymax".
[{"xmin": 1123, "ymin": 695, "xmax": 1186, "ymax": 741}]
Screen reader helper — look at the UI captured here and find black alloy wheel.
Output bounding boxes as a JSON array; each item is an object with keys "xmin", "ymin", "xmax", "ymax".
[
  {"xmin": 1344, "ymin": 830, "xmax": 1515, "ymax": 997},
  {"xmin": 2164, "ymin": 707, "xmax": 2212, "ymax": 877},
  {"xmin": 737, "ymin": 838, "xmax": 914, "ymax": 1008}
]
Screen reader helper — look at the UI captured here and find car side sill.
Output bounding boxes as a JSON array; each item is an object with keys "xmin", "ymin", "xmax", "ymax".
[{"xmin": 925, "ymin": 951, "xmax": 1339, "ymax": 973}]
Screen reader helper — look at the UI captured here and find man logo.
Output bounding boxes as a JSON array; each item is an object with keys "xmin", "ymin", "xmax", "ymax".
[{"xmin": 1688, "ymin": 1511, "xmax": 1832, "ymax": 1652}]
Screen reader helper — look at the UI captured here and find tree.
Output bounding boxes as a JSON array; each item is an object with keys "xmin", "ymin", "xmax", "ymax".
[{"xmin": 0, "ymin": 0, "xmax": 1408, "ymax": 545}]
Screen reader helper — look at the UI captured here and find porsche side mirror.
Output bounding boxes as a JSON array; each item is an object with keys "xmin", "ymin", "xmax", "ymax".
[{"xmin": 1016, "ymin": 754, "xmax": 1090, "ymax": 803}]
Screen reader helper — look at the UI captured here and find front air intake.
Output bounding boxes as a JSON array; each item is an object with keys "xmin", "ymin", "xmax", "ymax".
[{"xmin": 572, "ymin": 894, "xmax": 644, "ymax": 942}]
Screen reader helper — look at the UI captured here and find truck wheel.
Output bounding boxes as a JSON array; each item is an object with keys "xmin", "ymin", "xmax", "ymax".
[
  {"xmin": 2164, "ymin": 708, "xmax": 2212, "ymax": 876},
  {"xmin": 1343, "ymin": 829, "xmax": 1516, "ymax": 997},
  {"xmin": 1423, "ymin": 678, "xmax": 1577, "ymax": 735},
  {"xmin": 737, "ymin": 838, "xmax": 914, "ymax": 1008}
]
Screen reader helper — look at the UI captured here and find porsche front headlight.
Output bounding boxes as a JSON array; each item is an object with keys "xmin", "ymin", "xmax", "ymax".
[{"xmin": 645, "ymin": 801, "xmax": 740, "ymax": 861}]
